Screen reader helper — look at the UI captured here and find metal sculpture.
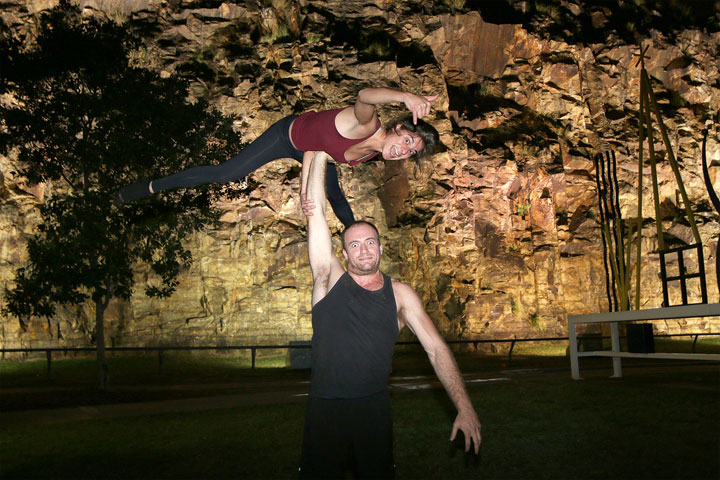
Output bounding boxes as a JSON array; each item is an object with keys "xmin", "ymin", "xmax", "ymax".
[
  {"xmin": 596, "ymin": 43, "xmax": 711, "ymax": 311},
  {"xmin": 701, "ymin": 130, "xmax": 720, "ymax": 297}
]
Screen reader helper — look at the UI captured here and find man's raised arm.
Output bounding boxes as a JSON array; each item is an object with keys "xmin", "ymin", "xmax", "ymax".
[{"xmin": 304, "ymin": 152, "xmax": 345, "ymax": 306}]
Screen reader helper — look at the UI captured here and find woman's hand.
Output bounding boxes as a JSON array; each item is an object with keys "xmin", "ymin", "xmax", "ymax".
[
  {"xmin": 403, "ymin": 92, "xmax": 438, "ymax": 124},
  {"xmin": 301, "ymin": 193, "xmax": 316, "ymax": 217}
]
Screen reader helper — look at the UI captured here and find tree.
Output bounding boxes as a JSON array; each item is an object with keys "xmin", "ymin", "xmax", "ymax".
[{"xmin": 0, "ymin": 1, "xmax": 244, "ymax": 389}]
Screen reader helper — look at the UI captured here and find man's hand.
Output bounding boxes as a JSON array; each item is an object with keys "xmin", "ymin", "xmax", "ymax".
[
  {"xmin": 450, "ymin": 408, "xmax": 482, "ymax": 454},
  {"xmin": 301, "ymin": 193, "xmax": 315, "ymax": 217},
  {"xmin": 403, "ymin": 93, "xmax": 438, "ymax": 124}
]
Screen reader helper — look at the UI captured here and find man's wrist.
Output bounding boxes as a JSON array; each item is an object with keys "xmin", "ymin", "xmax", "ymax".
[{"xmin": 456, "ymin": 399, "xmax": 476, "ymax": 415}]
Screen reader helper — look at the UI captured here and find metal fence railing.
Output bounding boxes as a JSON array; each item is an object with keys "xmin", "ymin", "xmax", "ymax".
[{"xmin": 1, "ymin": 332, "xmax": 718, "ymax": 375}]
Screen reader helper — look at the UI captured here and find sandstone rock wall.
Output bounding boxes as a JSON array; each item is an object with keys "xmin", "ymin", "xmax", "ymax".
[{"xmin": 1, "ymin": 0, "xmax": 719, "ymax": 352}]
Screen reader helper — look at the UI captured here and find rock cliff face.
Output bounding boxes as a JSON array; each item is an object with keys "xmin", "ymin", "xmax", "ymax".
[{"xmin": 1, "ymin": 0, "xmax": 719, "ymax": 351}]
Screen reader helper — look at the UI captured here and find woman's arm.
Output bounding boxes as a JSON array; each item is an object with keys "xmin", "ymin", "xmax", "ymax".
[{"xmin": 354, "ymin": 88, "xmax": 438, "ymax": 125}]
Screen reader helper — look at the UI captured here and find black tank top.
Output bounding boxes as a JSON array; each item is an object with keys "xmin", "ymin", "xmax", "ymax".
[{"xmin": 310, "ymin": 272, "xmax": 399, "ymax": 398}]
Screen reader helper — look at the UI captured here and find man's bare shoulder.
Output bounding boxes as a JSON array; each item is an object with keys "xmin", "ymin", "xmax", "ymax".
[
  {"xmin": 390, "ymin": 278, "xmax": 408, "ymax": 289},
  {"xmin": 390, "ymin": 278, "xmax": 432, "ymax": 332},
  {"xmin": 391, "ymin": 279, "xmax": 419, "ymax": 303}
]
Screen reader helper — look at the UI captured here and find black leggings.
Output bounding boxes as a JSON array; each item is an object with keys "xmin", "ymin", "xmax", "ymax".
[{"xmin": 151, "ymin": 115, "xmax": 355, "ymax": 227}]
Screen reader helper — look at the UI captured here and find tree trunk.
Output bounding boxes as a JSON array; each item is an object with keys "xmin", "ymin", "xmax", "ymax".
[{"xmin": 95, "ymin": 298, "xmax": 108, "ymax": 390}]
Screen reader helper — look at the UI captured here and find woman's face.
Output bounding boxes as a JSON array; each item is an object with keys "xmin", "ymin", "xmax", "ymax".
[{"xmin": 381, "ymin": 126, "xmax": 424, "ymax": 160}]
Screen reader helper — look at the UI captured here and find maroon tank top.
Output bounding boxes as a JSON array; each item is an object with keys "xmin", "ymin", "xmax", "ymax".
[{"xmin": 290, "ymin": 108, "xmax": 381, "ymax": 165}]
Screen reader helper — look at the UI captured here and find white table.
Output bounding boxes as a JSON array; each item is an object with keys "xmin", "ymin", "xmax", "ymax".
[{"xmin": 568, "ymin": 303, "xmax": 720, "ymax": 379}]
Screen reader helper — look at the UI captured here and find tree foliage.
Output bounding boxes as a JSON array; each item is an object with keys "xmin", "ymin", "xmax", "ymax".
[{"xmin": 0, "ymin": 1, "xmax": 243, "ymax": 381}]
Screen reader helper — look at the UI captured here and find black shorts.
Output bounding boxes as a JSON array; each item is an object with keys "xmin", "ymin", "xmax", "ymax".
[{"xmin": 299, "ymin": 390, "xmax": 394, "ymax": 479}]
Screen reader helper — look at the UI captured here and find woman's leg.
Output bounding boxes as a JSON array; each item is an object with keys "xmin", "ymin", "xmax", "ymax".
[
  {"xmin": 325, "ymin": 163, "xmax": 355, "ymax": 228},
  {"xmin": 115, "ymin": 117, "xmax": 298, "ymax": 203}
]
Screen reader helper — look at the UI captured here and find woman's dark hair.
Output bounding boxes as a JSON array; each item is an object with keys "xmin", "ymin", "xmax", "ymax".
[{"xmin": 386, "ymin": 116, "xmax": 439, "ymax": 159}]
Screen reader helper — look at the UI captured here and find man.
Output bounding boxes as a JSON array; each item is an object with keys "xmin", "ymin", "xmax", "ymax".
[{"xmin": 299, "ymin": 152, "xmax": 481, "ymax": 479}]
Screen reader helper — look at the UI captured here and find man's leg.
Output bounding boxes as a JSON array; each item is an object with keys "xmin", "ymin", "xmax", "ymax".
[
  {"xmin": 299, "ymin": 397, "xmax": 351, "ymax": 479},
  {"xmin": 350, "ymin": 391, "xmax": 394, "ymax": 479}
]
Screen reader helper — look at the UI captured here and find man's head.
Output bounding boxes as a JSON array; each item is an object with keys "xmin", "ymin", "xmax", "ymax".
[
  {"xmin": 380, "ymin": 117, "xmax": 439, "ymax": 161},
  {"xmin": 341, "ymin": 221, "xmax": 382, "ymax": 275}
]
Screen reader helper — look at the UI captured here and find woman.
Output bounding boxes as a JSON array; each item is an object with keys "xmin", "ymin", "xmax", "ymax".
[{"xmin": 114, "ymin": 87, "xmax": 439, "ymax": 227}]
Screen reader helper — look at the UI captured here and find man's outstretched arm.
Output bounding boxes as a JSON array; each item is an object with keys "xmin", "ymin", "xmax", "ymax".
[
  {"xmin": 395, "ymin": 281, "xmax": 482, "ymax": 453},
  {"xmin": 304, "ymin": 152, "xmax": 344, "ymax": 306}
]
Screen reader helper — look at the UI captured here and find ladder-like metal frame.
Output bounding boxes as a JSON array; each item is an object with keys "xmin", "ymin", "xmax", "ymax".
[{"xmin": 659, "ymin": 244, "xmax": 708, "ymax": 307}]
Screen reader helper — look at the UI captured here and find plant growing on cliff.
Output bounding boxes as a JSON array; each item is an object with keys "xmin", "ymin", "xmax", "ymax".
[
  {"xmin": 0, "ymin": 1, "xmax": 243, "ymax": 389},
  {"xmin": 516, "ymin": 202, "xmax": 531, "ymax": 218},
  {"xmin": 527, "ymin": 311, "xmax": 539, "ymax": 329}
]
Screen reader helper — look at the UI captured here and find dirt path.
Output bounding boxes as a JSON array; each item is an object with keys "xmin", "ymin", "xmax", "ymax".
[
  {"xmin": 0, "ymin": 372, "xmax": 511, "ymax": 428},
  {"xmin": 4, "ymin": 361, "xmax": 716, "ymax": 428}
]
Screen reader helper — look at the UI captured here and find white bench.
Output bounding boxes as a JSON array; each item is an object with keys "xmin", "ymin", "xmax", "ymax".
[{"xmin": 568, "ymin": 303, "xmax": 720, "ymax": 379}]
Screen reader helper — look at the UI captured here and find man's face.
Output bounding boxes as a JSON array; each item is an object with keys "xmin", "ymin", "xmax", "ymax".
[
  {"xmin": 342, "ymin": 223, "xmax": 382, "ymax": 275},
  {"xmin": 381, "ymin": 126, "xmax": 424, "ymax": 160}
]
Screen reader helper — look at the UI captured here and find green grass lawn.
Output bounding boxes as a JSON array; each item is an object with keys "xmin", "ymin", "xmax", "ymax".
[
  {"xmin": 1, "ymin": 343, "xmax": 719, "ymax": 479},
  {"xmin": 1, "ymin": 364, "xmax": 718, "ymax": 479}
]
